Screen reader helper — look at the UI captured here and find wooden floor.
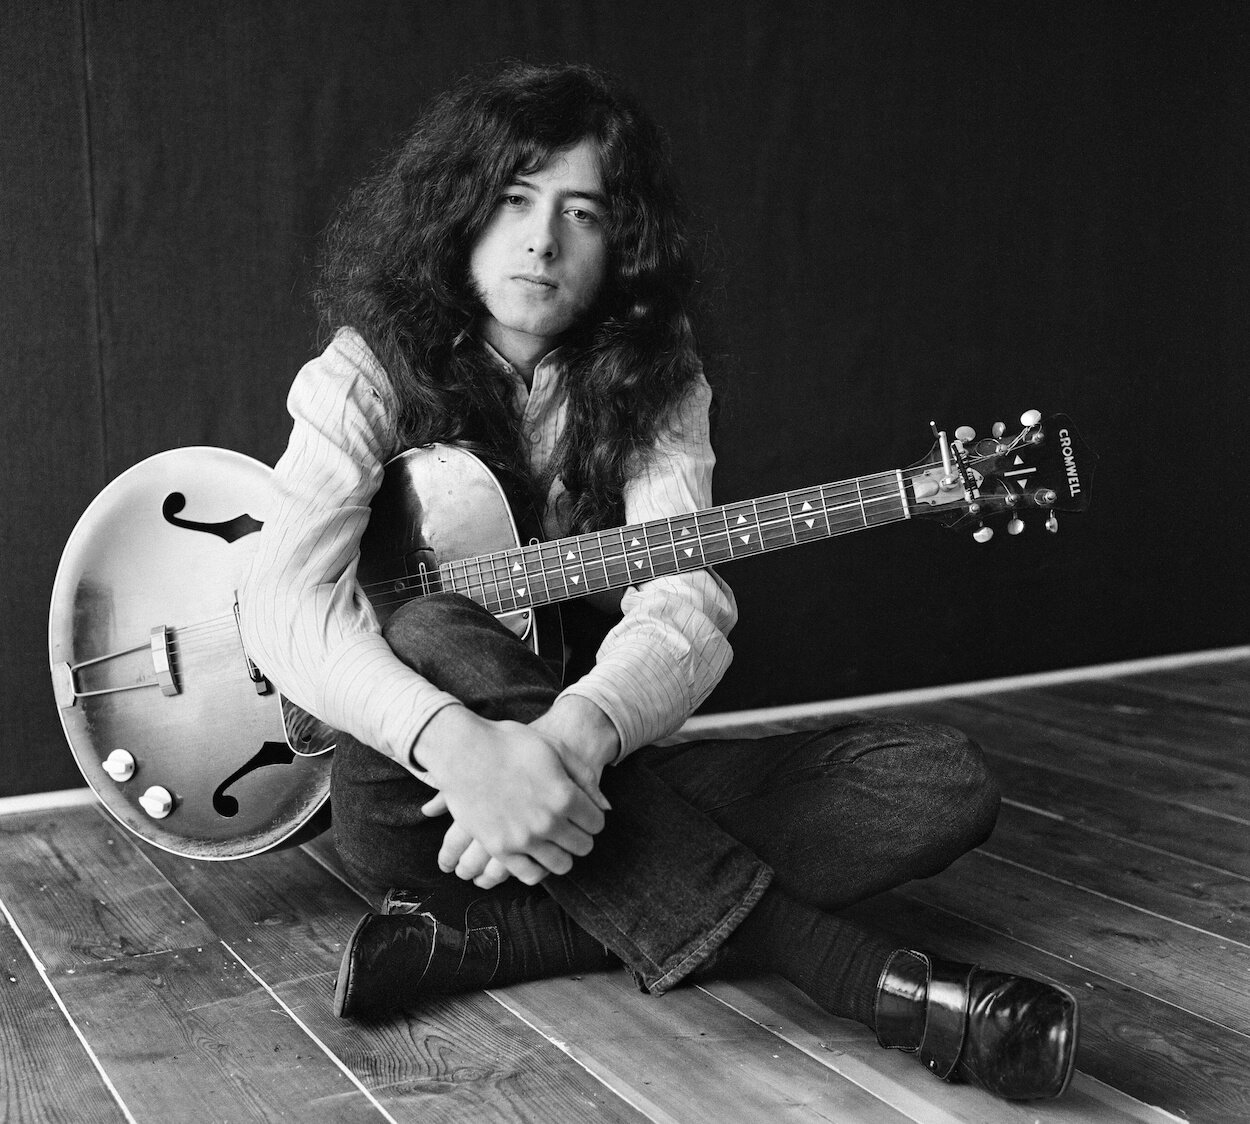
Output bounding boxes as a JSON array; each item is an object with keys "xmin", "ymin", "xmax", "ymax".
[{"xmin": 4, "ymin": 656, "xmax": 1249, "ymax": 1123}]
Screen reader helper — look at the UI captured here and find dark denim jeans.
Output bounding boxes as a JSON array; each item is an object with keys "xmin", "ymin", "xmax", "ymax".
[{"xmin": 332, "ymin": 595, "xmax": 1000, "ymax": 994}]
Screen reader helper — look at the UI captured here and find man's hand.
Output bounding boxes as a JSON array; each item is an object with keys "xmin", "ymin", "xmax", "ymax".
[
  {"xmin": 415, "ymin": 695, "xmax": 620, "ymax": 890},
  {"xmin": 415, "ymin": 697, "xmax": 620, "ymax": 888}
]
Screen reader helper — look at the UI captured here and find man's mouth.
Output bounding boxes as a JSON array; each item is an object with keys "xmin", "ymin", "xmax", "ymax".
[{"xmin": 513, "ymin": 274, "xmax": 557, "ymax": 289}]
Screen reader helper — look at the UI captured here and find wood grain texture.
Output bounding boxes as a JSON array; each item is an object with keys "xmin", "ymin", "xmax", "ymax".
[
  {"xmin": 0, "ymin": 809, "xmax": 216, "ymax": 971},
  {"xmin": 699, "ymin": 975, "xmax": 1176, "ymax": 1124},
  {"xmin": 55, "ymin": 946, "xmax": 383, "ymax": 1123},
  {"xmin": 901, "ymin": 696, "xmax": 1250, "ymax": 823},
  {"xmin": 12, "ymin": 657, "xmax": 1248, "ymax": 1122},
  {"xmin": 0, "ymin": 911, "xmax": 126, "ymax": 1124},
  {"xmin": 145, "ymin": 827, "xmax": 649, "ymax": 1124},
  {"xmin": 0, "ymin": 811, "xmax": 381, "ymax": 1123},
  {"xmin": 981, "ymin": 801, "xmax": 1250, "ymax": 945},
  {"xmin": 904, "ymin": 850, "xmax": 1250, "ymax": 1032},
  {"xmin": 844, "ymin": 886, "xmax": 1250, "ymax": 1121},
  {"xmin": 493, "ymin": 968, "xmax": 915, "ymax": 1124}
]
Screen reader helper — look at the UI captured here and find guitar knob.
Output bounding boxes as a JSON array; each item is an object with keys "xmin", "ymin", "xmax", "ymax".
[
  {"xmin": 992, "ymin": 421, "xmax": 1007, "ymax": 438},
  {"xmin": 973, "ymin": 525, "xmax": 994, "ymax": 543},
  {"xmin": 101, "ymin": 749, "xmax": 135, "ymax": 783},
  {"xmin": 954, "ymin": 426, "xmax": 976, "ymax": 443},
  {"xmin": 139, "ymin": 786, "xmax": 174, "ymax": 819},
  {"xmin": 1020, "ymin": 409, "xmax": 1042, "ymax": 427},
  {"xmin": 1007, "ymin": 516, "xmax": 1025, "ymax": 535}
]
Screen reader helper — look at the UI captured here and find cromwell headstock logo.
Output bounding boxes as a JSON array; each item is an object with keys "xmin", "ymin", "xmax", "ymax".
[{"xmin": 1058, "ymin": 429, "xmax": 1082, "ymax": 498}]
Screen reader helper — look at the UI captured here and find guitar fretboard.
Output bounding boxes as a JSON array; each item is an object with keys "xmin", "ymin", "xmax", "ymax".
[{"xmin": 437, "ymin": 470, "xmax": 911, "ymax": 615}]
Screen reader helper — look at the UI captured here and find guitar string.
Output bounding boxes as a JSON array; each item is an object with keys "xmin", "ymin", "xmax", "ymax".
[
  {"xmin": 158, "ymin": 457, "xmax": 968, "ymax": 655},
  {"xmin": 160, "ymin": 470, "xmax": 938, "ymax": 652}
]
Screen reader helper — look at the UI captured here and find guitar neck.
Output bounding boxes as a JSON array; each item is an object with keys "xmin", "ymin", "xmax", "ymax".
[{"xmin": 438, "ymin": 469, "xmax": 912, "ymax": 614}]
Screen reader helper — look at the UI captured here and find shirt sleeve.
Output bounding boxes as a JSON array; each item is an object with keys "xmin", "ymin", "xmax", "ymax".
[
  {"xmin": 238, "ymin": 329, "xmax": 463, "ymax": 767},
  {"xmin": 557, "ymin": 373, "xmax": 738, "ymax": 758}
]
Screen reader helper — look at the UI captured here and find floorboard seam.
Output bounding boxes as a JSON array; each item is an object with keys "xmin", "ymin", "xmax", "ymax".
[
  {"xmin": 483, "ymin": 989, "xmax": 676, "ymax": 1124},
  {"xmin": 893, "ymin": 887, "xmax": 1250, "ymax": 1039},
  {"xmin": 976, "ymin": 849, "xmax": 1250, "ymax": 952},
  {"xmin": 0, "ymin": 893, "xmax": 139, "ymax": 1124},
  {"xmin": 999, "ymin": 798, "xmax": 1250, "ymax": 884},
  {"xmin": 222, "ymin": 938, "xmax": 400, "ymax": 1123},
  {"xmin": 695, "ymin": 983, "xmax": 963, "ymax": 1124},
  {"xmin": 986, "ymin": 750, "xmax": 1250, "ymax": 827}
]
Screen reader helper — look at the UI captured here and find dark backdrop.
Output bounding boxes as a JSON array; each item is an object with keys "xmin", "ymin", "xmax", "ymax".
[{"xmin": 4, "ymin": 2, "xmax": 1246, "ymax": 797}]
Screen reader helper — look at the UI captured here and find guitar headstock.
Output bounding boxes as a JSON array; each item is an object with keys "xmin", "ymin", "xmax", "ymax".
[{"xmin": 907, "ymin": 411, "xmax": 1095, "ymax": 539}]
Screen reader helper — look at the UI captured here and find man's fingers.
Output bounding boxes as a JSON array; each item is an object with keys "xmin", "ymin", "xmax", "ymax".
[
  {"xmin": 503, "ymin": 853, "xmax": 549, "ymax": 886},
  {"xmin": 526, "ymin": 841, "xmax": 575, "ymax": 878},
  {"xmin": 564, "ymin": 788, "xmax": 607, "ymax": 836},
  {"xmin": 472, "ymin": 858, "xmax": 513, "ymax": 889},
  {"xmin": 550, "ymin": 820, "xmax": 595, "ymax": 858},
  {"xmin": 453, "ymin": 839, "xmax": 492, "ymax": 881},
  {"xmin": 438, "ymin": 820, "xmax": 475, "ymax": 873},
  {"xmin": 421, "ymin": 792, "xmax": 449, "ymax": 818}
]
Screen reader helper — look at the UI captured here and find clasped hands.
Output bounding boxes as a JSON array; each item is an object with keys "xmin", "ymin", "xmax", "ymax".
[{"xmin": 412, "ymin": 695, "xmax": 619, "ymax": 889}]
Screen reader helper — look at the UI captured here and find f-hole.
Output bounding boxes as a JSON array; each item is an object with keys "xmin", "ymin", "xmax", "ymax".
[
  {"xmin": 212, "ymin": 741, "xmax": 295, "ymax": 817},
  {"xmin": 162, "ymin": 493, "xmax": 263, "ymax": 543}
]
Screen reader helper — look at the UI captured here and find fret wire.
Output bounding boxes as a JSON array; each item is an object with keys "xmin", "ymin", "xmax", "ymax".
[
  {"xmin": 543, "ymin": 540, "xmax": 571, "ymax": 600},
  {"xmin": 695, "ymin": 509, "xmax": 731, "ymax": 563},
  {"xmin": 569, "ymin": 538, "xmax": 589, "ymax": 595},
  {"xmin": 663, "ymin": 516, "xmax": 680, "ymax": 573},
  {"xmin": 644, "ymin": 517, "xmax": 675, "ymax": 576},
  {"xmin": 500, "ymin": 547, "xmax": 524, "ymax": 609},
  {"xmin": 573, "ymin": 535, "xmax": 596, "ymax": 592},
  {"xmin": 529, "ymin": 540, "xmax": 553, "ymax": 607},
  {"xmin": 471, "ymin": 554, "xmax": 492, "ymax": 612},
  {"xmin": 602, "ymin": 528, "xmax": 630, "ymax": 587},
  {"xmin": 449, "ymin": 558, "xmax": 468, "ymax": 598},
  {"xmin": 590, "ymin": 529, "xmax": 613, "ymax": 589},
  {"xmin": 620, "ymin": 525, "xmax": 647, "ymax": 583},
  {"xmin": 486, "ymin": 549, "xmax": 511, "ymax": 611}
]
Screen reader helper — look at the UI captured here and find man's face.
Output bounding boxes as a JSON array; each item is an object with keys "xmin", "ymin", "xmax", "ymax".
[{"xmin": 469, "ymin": 138, "xmax": 608, "ymax": 370}]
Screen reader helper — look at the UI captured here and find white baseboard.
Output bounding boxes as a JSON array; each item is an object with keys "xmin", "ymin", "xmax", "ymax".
[
  {"xmin": 680, "ymin": 644, "xmax": 1250, "ymax": 733},
  {"xmin": 0, "ymin": 786, "xmax": 97, "ymax": 818}
]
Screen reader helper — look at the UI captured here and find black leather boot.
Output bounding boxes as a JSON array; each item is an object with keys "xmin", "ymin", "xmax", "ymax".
[
  {"xmin": 334, "ymin": 890, "xmax": 619, "ymax": 1018},
  {"xmin": 874, "ymin": 950, "xmax": 1078, "ymax": 1100}
]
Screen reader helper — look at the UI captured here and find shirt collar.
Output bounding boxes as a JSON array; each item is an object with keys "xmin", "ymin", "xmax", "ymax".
[{"xmin": 479, "ymin": 337, "xmax": 566, "ymax": 409}]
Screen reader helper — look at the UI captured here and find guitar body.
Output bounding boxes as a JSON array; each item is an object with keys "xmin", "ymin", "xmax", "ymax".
[{"xmin": 49, "ymin": 444, "xmax": 535, "ymax": 860}]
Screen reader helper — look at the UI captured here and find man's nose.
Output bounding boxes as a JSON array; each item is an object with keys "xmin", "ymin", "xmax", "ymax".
[{"xmin": 525, "ymin": 209, "xmax": 559, "ymax": 258}]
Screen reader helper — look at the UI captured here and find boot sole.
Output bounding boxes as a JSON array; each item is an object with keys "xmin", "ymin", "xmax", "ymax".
[{"xmin": 333, "ymin": 913, "xmax": 374, "ymax": 1018}]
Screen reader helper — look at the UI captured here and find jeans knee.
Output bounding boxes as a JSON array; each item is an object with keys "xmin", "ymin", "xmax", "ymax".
[
  {"xmin": 927, "ymin": 722, "xmax": 1001, "ymax": 849},
  {"xmin": 381, "ymin": 593, "xmax": 496, "ymax": 672}
]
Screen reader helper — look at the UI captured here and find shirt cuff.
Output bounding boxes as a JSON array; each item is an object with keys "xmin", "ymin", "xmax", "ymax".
[{"xmin": 319, "ymin": 631, "xmax": 464, "ymax": 768}]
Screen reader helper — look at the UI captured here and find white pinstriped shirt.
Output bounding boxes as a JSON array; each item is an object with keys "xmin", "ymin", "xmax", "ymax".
[{"xmin": 239, "ymin": 328, "xmax": 737, "ymax": 769}]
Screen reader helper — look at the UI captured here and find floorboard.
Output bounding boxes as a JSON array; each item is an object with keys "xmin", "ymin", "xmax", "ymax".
[
  {"xmin": 0, "ymin": 909, "xmax": 126, "ymax": 1124},
  {"xmin": 6, "ymin": 656, "xmax": 1249, "ymax": 1122}
]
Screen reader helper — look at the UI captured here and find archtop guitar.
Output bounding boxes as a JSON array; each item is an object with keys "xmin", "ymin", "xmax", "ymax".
[{"xmin": 48, "ymin": 410, "xmax": 1094, "ymax": 859}]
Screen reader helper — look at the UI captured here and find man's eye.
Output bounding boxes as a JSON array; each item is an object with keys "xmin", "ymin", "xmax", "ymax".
[
  {"xmin": 500, "ymin": 193, "xmax": 526, "ymax": 207},
  {"xmin": 568, "ymin": 208, "xmax": 599, "ymax": 223}
]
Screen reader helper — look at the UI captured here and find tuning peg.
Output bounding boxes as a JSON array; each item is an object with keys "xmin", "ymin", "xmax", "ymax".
[
  {"xmin": 1007, "ymin": 516, "xmax": 1025, "ymax": 535},
  {"xmin": 991, "ymin": 421, "xmax": 1006, "ymax": 438},
  {"xmin": 954, "ymin": 425, "xmax": 976, "ymax": 443},
  {"xmin": 973, "ymin": 525, "xmax": 994, "ymax": 543},
  {"xmin": 1045, "ymin": 513, "xmax": 1059, "ymax": 533},
  {"xmin": 1020, "ymin": 409, "xmax": 1042, "ymax": 427}
]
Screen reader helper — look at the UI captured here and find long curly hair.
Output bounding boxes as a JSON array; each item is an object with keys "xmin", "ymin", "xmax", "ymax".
[{"xmin": 315, "ymin": 62, "xmax": 705, "ymax": 534}]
